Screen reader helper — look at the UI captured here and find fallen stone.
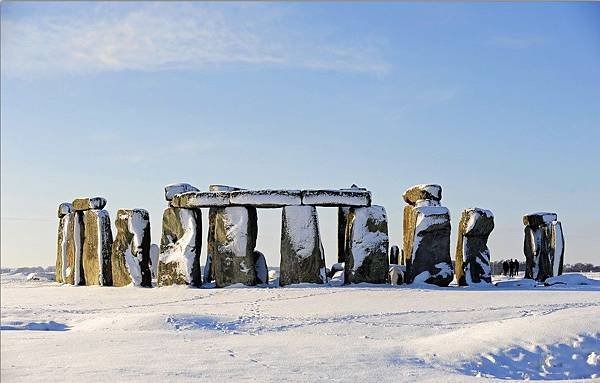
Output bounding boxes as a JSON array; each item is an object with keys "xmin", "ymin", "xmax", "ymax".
[
  {"xmin": 211, "ymin": 207, "xmax": 258, "ymax": 287},
  {"xmin": 402, "ymin": 184, "xmax": 442, "ymax": 206},
  {"xmin": 157, "ymin": 207, "xmax": 202, "ymax": 287},
  {"xmin": 72, "ymin": 197, "xmax": 107, "ymax": 211},
  {"xmin": 164, "ymin": 183, "xmax": 199, "ymax": 201},
  {"xmin": 455, "ymin": 208, "xmax": 494, "ymax": 286},
  {"xmin": 112, "ymin": 209, "xmax": 152, "ymax": 287},
  {"xmin": 254, "ymin": 250, "xmax": 269, "ymax": 285},
  {"xmin": 280, "ymin": 206, "xmax": 326, "ymax": 286},
  {"xmin": 171, "ymin": 191, "xmax": 230, "ymax": 208},
  {"xmin": 301, "ymin": 189, "xmax": 371, "ymax": 207},
  {"xmin": 230, "ymin": 190, "xmax": 302, "ymax": 208},
  {"xmin": 337, "ymin": 207, "xmax": 350, "ymax": 263},
  {"xmin": 57, "ymin": 202, "xmax": 73, "ymax": 218},
  {"xmin": 390, "ymin": 245, "xmax": 400, "ymax": 265},
  {"xmin": 523, "ymin": 212, "xmax": 558, "ymax": 228},
  {"xmin": 55, "ymin": 210, "xmax": 73, "ymax": 283},
  {"xmin": 403, "ymin": 205, "xmax": 453, "ymax": 286},
  {"xmin": 344, "ymin": 205, "xmax": 389, "ymax": 284},
  {"xmin": 81, "ymin": 209, "xmax": 113, "ymax": 286}
]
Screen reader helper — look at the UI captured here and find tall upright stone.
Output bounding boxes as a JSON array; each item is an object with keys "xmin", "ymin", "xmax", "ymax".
[
  {"xmin": 65, "ymin": 211, "xmax": 86, "ymax": 285},
  {"xmin": 344, "ymin": 205, "xmax": 389, "ymax": 284},
  {"xmin": 280, "ymin": 206, "xmax": 326, "ymax": 286},
  {"xmin": 211, "ymin": 206, "xmax": 258, "ymax": 287},
  {"xmin": 523, "ymin": 212, "xmax": 564, "ymax": 282},
  {"xmin": 157, "ymin": 207, "xmax": 202, "ymax": 286},
  {"xmin": 82, "ymin": 209, "xmax": 113, "ymax": 286},
  {"xmin": 254, "ymin": 250, "xmax": 269, "ymax": 285},
  {"xmin": 455, "ymin": 208, "xmax": 494, "ymax": 286},
  {"xmin": 112, "ymin": 209, "xmax": 152, "ymax": 287},
  {"xmin": 402, "ymin": 184, "xmax": 453, "ymax": 286},
  {"xmin": 337, "ymin": 207, "xmax": 350, "ymax": 264},
  {"xmin": 55, "ymin": 203, "xmax": 73, "ymax": 283},
  {"xmin": 390, "ymin": 245, "xmax": 400, "ymax": 265}
]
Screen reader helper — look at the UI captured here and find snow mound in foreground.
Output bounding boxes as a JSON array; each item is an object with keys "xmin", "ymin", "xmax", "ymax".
[{"xmin": 545, "ymin": 274, "xmax": 600, "ymax": 286}]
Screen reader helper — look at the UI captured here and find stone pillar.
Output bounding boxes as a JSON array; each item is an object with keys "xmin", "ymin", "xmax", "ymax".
[
  {"xmin": 337, "ymin": 207, "xmax": 350, "ymax": 264},
  {"xmin": 390, "ymin": 245, "xmax": 400, "ymax": 265},
  {"xmin": 344, "ymin": 205, "xmax": 389, "ymax": 284},
  {"xmin": 455, "ymin": 208, "xmax": 494, "ymax": 286},
  {"xmin": 55, "ymin": 203, "xmax": 72, "ymax": 283},
  {"xmin": 280, "ymin": 205, "xmax": 326, "ymax": 286},
  {"xmin": 523, "ymin": 212, "xmax": 564, "ymax": 281},
  {"xmin": 402, "ymin": 184, "xmax": 453, "ymax": 286},
  {"xmin": 82, "ymin": 209, "xmax": 113, "ymax": 286},
  {"xmin": 254, "ymin": 250, "xmax": 269, "ymax": 285},
  {"xmin": 157, "ymin": 207, "xmax": 202, "ymax": 286},
  {"xmin": 112, "ymin": 209, "xmax": 152, "ymax": 287}
]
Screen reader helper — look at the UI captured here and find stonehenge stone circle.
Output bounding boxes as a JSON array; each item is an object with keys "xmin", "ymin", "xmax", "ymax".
[
  {"xmin": 280, "ymin": 205, "xmax": 326, "ymax": 286},
  {"xmin": 454, "ymin": 208, "xmax": 494, "ymax": 286},
  {"xmin": 403, "ymin": 184, "xmax": 453, "ymax": 286},
  {"xmin": 523, "ymin": 212, "xmax": 564, "ymax": 282},
  {"xmin": 112, "ymin": 209, "xmax": 152, "ymax": 287},
  {"xmin": 344, "ymin": 205, "xmax": 389, "ymax": 284},
  {"xmin": 55, "ymin": 203, "xmax": 73, "ymax": 283}
]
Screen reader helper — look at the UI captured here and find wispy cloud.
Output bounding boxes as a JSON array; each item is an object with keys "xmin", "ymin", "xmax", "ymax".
[{"xmin": 1, "ymin": 4, "xmax": 391, "ymax": 78}]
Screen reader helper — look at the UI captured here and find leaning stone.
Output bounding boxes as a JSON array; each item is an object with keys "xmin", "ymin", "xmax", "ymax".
[
  {"xmin": 390, "ymin": 245, "xmax": 400, "ymax": 265},
  {"xmin": 337, "ymin": 207, "xmax": 350, "ymax": 263},
  {"xmin": 112, "ymin": 209, "xmax": 152, "ymax": 287},
  {"xmin": 212, "ymin": 207, "xmax": 258, "ymax": 287},
  {"xmin": 230, "ymin": 190, "xmax": 302, "ymax": 208},
  {"xmin": 57, "ymin": 202, "xmax": 73, "ymax": 218},
  {"xmin": 280, "ymin": 206, "xmax": 326, "ymax": 286},
  {"xmin": 344, "ymin": 205, "xmax": 389, "ymax": 284},
  {"xmin": 455, "ymin": 208, "xmax": 494, "ymax": 286},
  {"xmin": 403, "ymin": 205, "xmax": 453, "ymax": 286},
  {"xmin": 80, "ymin": 209, "xmax": 113, "ymax": 286},
  {"xmin": 523, "ymin": 212, "xmax": 558, "ymax": 228},
  {"xmin": 55, "ymin": 210, "xmax": 73, "ymax": 283},
  {"xmin": 254, "ymin": 250, "xmax": 269, "ymax": 285},
  {"xmin": 157, "ymin": 207, "xmax": 202, "ymax": 287},
  {"xmin": 402, "ymin": 184, "xmax": 442, "ymax": 206},
  {"xmin": 164, "ymin": 183, "xmax": 199, "ymax": 201},
  {"xmin": 72, "ymin": 197, "xmax": 107, "ymax": 211},
  {"xmin": 171, "ymin": 191, "xmax": 230, "ymax": 208},
  {"xmin": 301, "ymin": 189, "xmax": 371, "ymax": 207}
]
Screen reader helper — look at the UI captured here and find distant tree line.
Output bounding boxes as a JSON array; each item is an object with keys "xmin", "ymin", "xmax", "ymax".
[{"xmin": 488, "ymin": 261, "xmax": 600, "ymax": 275}]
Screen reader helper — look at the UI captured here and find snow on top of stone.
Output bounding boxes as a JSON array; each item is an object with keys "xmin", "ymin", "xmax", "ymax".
[
  {"xmin": 164, "ymin": 183, "xmax": 199, "ymax": 201},
  {"xmin": 284, "ymin": 205, "xmax": 319, "ymax": 259},
  {"xmin": 221, "ymin": 207, "xmax": 250, "ymax": 257},
  {"xmin": 523, "ymin": 212, "xmax": 558, "ymax": 226},
  {"xmin": 209, "ymin": 184, "xmax": 244, "ymax": 192},
  {"xmin": 413, "ymin": 206, "xmax": 449, "ymax": 262},
  {"xmin": 57, "ymin": 203, "xmax": 73, "ymax": 218},
  {"xmin": 464, "ymin": 208, "xmax": 494, "ymax": 233},
  {"xmin": 172, "ymin": 191, "xmax": 230, "ymax": 208},
  {"xmin": 350, "ymin": 205, "xmax": 388, "ymax": 270},
  {"xmin": 403, "ymin": 184, "xmax": 442, "ymax": 205},
  {"xmin": 72, "ymin": 197, "xmax": 107, "ymax": 211},
  {"xmin": 301, "ymin": 189, "xmax": 371, "ymax": 207},
  {"xmin": 158, "ymin": 208, "xmax": 198, "ymax": 282},
  {"xmin": 230, "ymin": 190, "xmax": 302, "ymax": 208}
]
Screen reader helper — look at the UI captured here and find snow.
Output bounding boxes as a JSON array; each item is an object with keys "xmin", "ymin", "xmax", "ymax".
[
  {"xmin": 59, "ymin": 214, "xmax": 70, "ymax": 280},
  {"xmin": 464, "ymin": 208, "xmax": 493, "ymax": 233},
  {"xmin": 173, "ymin": 191, "xmax": 230, "ymax": 208},
  {"xmin": 349, "ymin": 206, "xmax": 388, "ymax": 270},
  {"xmin": 164, "ymin": 183, "xmax": 199, "ymax": 201},
  {"xmin": 230, "ymin": 190, "xmax": 302, "ymax": 207},
  {"xmin": 220, "ymin": 207, "xmax": 250, "ymax": 258},
  {"xmin": 301, "ymin": 189, "xmax": 371, "ymax": 207},
  {"xmin": 552, "ymin": 221, "xmax": 564, "ymax": 277},
  {"xmin": 159, "ymin": 209, "xmax": 198, "ymax": 282},
  {"xmin": 545, "ymin": 274, "xmax": 600, "ymax": 286},
  {"xmin": 283, "ymin": 206, "xmax": 319, "ymax": 259},
  {"xmin": 1, "ymin": 271, "xmax": 600, "ymax": 381},
  {"xmin": 117, "ymin": 210, "xmax": 149, "ymax": 286}
]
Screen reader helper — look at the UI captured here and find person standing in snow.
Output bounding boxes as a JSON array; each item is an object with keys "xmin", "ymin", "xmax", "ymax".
[{"xmin": 502, "ymin": 260, "xmax": 509, "ymax": 276}]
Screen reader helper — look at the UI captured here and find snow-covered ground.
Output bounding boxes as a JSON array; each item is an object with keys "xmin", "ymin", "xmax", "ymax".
[{"xmin": 1, "ymin": 270, "xmax": 599, "ymax": 382}]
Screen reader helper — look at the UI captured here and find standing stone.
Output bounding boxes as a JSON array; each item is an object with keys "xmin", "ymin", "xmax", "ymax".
[
  {"xmin": 82, "ymin": 209, "xmax": 113, "ymax": 286},
  {"xmin": 112, "ymin": 209, "xmax": 152, "ymax": 287},
  {"xmin": 337, "ymin": 207, "xmax": 350, "ymax": 263},
  {"xmin": 71, "ymin": 211, "xmax": 86, "ymax": 285},
  {"xmin": 344, "ymin": 205, "xmax": 389, "ymax": 284},
  {"xmin": 212, "ymin": 207, "xmax": 258, "ymax": 287},
  {"xmin": 523, "ymin": 212, "xmax": 564, "ymax": 281},
  {"xmin": 149, "ymin": 244, "xmax": 159, "ymax": 280},
  {"xmin": 254, "ymin": 250, "xmax": 269, "ymax": 285},
  {"xmin": 454, "ymin": 208, "xmax": 494, "ymax": 286},
  {"xmin": 157, "ymin": 207, "xmax": 202, "ymax": 287},
  {"xmin": 390, "ymin": 245, "xmax": 400, "ymax": 265},
  {"xmin": 280, "ymin": 206, "xmax": 326, "ymax": 286},
  {"xmin": 403, "ymin": 184, "xmax": 453, "ymax": 286},
  {"xmin": 63, "ymin": 212, "xmax": 77, "ymax": 285},
  {"xmin": 55, "ymin": 203, "xmax": 73, "ymax": 283}
]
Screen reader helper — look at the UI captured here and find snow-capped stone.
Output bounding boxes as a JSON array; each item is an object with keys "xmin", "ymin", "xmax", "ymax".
[
  {"xmin": 171, "ymin": 191, "xmax": 230, "ymax": 208},
  {"xmin": 280, "ymin": 206, "xmax": 326, "ymax": 286},
  {"xmin": 403, "ymin": 204, "xmax": 453, "ymax": 286},
  {"xmin": 301, "ymin": 189, "xmax": 371, "ymax": 207},
  {"xmin": 389, "ymin": 264, "xmax": 405, "ymax": 285},
  {"xmin": 550, "ymin": 221, "xmax": 565, "ymax": 278},
  {"xmin": 164, "ymin": 183, "xmax": 199, "ymax": 201},
  {"xmin": 455, "ymin": 208, "xmax": 494, "ymax": 286},
  {"xmin": 65, "ymin": 211, "xmax": 86, "ymax": 285},
  {"xmin": 157, "ymin": 207, "xmax": 202, "ymax": 287},
  {"xmin": 55, "ymin": 211, "xmax": 72, "ymax": 283},
  {"xmin": 62, "ymin": 212, "xmax": 77, "ymax": 285},
  {"xmin": 523, "ymin": 212, "xmax": 558, "ymax": 228},
  {"xmin": 230, "ymin": 190, "xmax": 302, "ymax": 208},
  {"xmin": 254, "ymin": 250, "xmax": 269, "ymax": 285},
  {"xmin": 329, "ymin": 270, "xmax": 344, "ymax": 286},
  {"xmin": 344, "ymin": 205, "xmax": 389, "ymax": 284},
  {"xmin": 57, "ymin": 202, "xmax": 73, "ymax": 218},
  {"xmin": 209, "ymin": 184, "xmax": 243, "ymax": 192},
  {"xmin": 81, "ymin": 209, "xmax": 113, "ymax": 286},
  {"xmin": 72, "ymin": 197, "xmax": 107, "ymax": 211},
  {"xmin": 112, "ymin": 209, "xmax": 152, "ymax": 287},
  {"xmin": 211, "ymin": 207, "xmax": 258, "ymax": 287},
  {"xmin": 328, "ymin": 262, "xmax": 344, "ymax": 278},
  {"xmin": 402, "ymin": 184, "xmax": 442, "ymax": 206},
  {"xmin": 337, "ymin": 207, "xmax": 350, "ymax": 263},
  {"xmin": 390, "ymin": 245, "xmax": 400, "ymax": 265}
]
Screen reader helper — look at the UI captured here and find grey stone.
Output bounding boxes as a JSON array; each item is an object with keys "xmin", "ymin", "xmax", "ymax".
[
  {"xmin": 280, "ymin": 206, "xmax": 326, "ymax": 286},
  {"xmin": 455, "ymin": 208, "xmax": 494, "ymax": 286},
  {"xmin": 344, "ymin": 205, "xmax": 389, "ymax": 284},
  {"xmin": 149, "ymin": 244, "xmax": 159, "ymax": 280},
  {"xmin": 550, "ymin": 221, "xmax": 564, "ymax": 278},
  {"xmin": 55, "ymin": 211, "xmax": 73, "ymax": 283},
  {"xmin": 72, "ymin": 197, "xmax": 107, "ymax": 211},
  {"xmin": 211, "ymin": 207, "xmax": 258, "ymax": 287},
  {"xmin": 209, "ymin": 184, "xmax": 243, "ymax": 192},
  {"xmin": 81, "ymin": 209, "xmax": 113, "ymax": 286},
  {"xmin": 523, "ymin": 212, "xmax": 558, "ymax": 228},
  {"xmin": 230, "ymin": 190, "xmax": 302, "ymax": 208},
  {"xmin": 111, "ymin": 209, "xmax": 152, "ymax": 287},
  {"xmin": 171, "ymin": 191, "xmax": 230, "ymax": 208},
  {"xmin": 337, "ymin": 207, "xmax": 350, "ymax": 263},
  {"xmin": 157, "ymin": 207, "xmax": 202, "ymax": 287},
  {"xmin": 402, "ymin": 184, "xmax": 442, "ymax": 206},
  {"xmin": 57, "ymin": 202, "xmax": 73, "ymax": 218},
  {"xmin": 254, "ymin": 250, "xmax": 269, "ymax": 285},
  {"xmin": 403, "ymin": 205, "xmax": 453, "ymax": 286},
  {"xmin": 164, "ymin": 183, "xmax": 199, "ymax": 201},
  {"xmin": 523, "ymin": 213, "xmax": 564, "ymax": 282},
  {"xmin": 63, "ymin": 212, "xmax": 77, "ymax": 285},
  {"xmin": 301, "ymin": 189, "xmax": 371, "ymax": 207},
  {"xmin": 389, "ymin": 265, "xmax": 405, "ymax": 285},
  {"xmin": 390, "ymin": 245, "xmax": 400, "ymax": 265}
]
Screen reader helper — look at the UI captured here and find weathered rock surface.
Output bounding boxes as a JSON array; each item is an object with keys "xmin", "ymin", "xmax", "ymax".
[
  {"xmin": 230, "ymin": 190, "xmax": 302, "ymax": 208},
  {"xmin": 550, "ymin": 221, "xmax": 564, "ymax": 278},
  {"xmin": 149, "ymin": 244, "xmax": 159, "ymax": 280},
  {"xmin": 389, "ymin": 265, "xmax": 405, "ymax": 285},
  {"xmin": 523, "ymin": 212, "xmax": 558, "ymax": 228},
  {"xmin": 164, "ymin": 183, "xmax": 199, "ymax": 201},
  {"xmin": 72, "ymin": 197, "xmax": 107, "ymax": 211},
  {"xmin": 57, "ymin": 202, "xmax": 73, "ymax": 218},
  {"xmin": 301, "ymin": 190, "xmax": 371, "ymax": 207},
  {"xmin": 280, "ymin": 206, "xmax": 326, "ymax": 286},
  {"xmin": 402, "ymin": 184, "xmax": 442, "ymax": 206},
  {"xmin": 344, "ymin": 205, "xmax": 389, "ymax": 284},
  {"xmin": 211, "ymin": 207, "xmax": 258, "ymax": 287},
  {"xmin": 337, "ymin": 207, "xmax": 350, "ymax": 263},
  {"xmin": 81, "ymin": 209, "xmax": 113, "ymax": 286},
  {"xmin": 390, "ymin": 245, "xmax": 400, "ymax": 265},
  {"xmin": 455, "ymin": 208, "xmax": 494, "ymax": 286},
  {"xmin": 157, "ymin": 207, "xmax": 202, "ymax": 287},
  {"xmin": 209, "ymin": 184, "xmax": 243, "ymax": 192},
  {"xmin": 55, "ymin": 211, "xmax": 72, "ymax": 283},
  {"xmin": 71, "ymin": 212, "xmax": 86, "ymax": 285},
  {"xmin": 63, "ymin": 212, "xmax": 78, "ymax": 285},
  {"xmin": 172, "ymin": 191, "xmax": 230, "ymax": 208},
  {"xmin": 112, "ymin": 209, "xmax": 152, "ymax": 287},
  {"xmin": 403, "ymin": 205, "xmax": 453, "ymax": 286},
  {"xmin": 523, "ymin": 212, "xmax": 564, "ymax": 282},
  {"xmin": 254, "ymin": 250, "xmax": 269, "ymax": 285}
]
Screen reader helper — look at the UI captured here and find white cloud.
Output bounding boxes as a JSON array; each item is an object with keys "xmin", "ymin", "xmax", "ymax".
[{"xmin": 1, "ymin": 4, "xmax": 391, "ymax": 77}]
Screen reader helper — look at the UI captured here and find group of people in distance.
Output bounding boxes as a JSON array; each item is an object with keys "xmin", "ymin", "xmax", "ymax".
[{"xmin": 502, "ymin": 259, "xmax": 520, "ymax": 277}]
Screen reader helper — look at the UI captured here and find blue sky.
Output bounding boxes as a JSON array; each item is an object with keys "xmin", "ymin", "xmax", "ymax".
[{"xmin": 2, "ymin": 2, "xmax": 599, "ymax": 268}]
